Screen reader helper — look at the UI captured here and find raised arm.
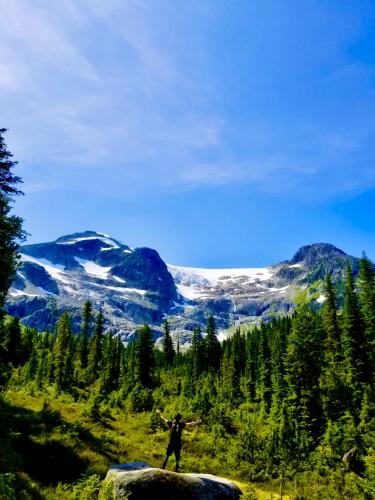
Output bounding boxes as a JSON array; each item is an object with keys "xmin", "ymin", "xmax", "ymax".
[
  {"xmin": 156, "ymin": 409, "xmax": 169, "ymax": 425},
  {"xmin": 185, "ymin": 418, "xmax": 203, "ymax": 428}
]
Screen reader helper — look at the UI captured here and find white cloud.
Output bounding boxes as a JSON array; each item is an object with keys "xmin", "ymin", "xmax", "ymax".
[{"xmin": 0, "ymin": 0, "xmax": 374, "ymax": 201}]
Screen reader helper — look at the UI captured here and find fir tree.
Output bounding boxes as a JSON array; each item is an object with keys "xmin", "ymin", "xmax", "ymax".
[
  {"xmin": 162, "ymin": 319, "xmax": 175, "ymax": 366},
  {"xmin": 53, "ymin": 313, "xmax": 73, "ymax": 392},
  {"xmin": 87, "ymin": 307, "xmax": 104, "ymax": 381},
  {"xmin": 256, "ymin": 324, "xmax": 271, "ymax": 415},
  {"xmin": 80, "ymin": 300, "xmax": 93, "ymax": 369},
  {"xmin": 342, "ymin": 263, "xmax": 368, "ymax": 385},
  {"xmin": 220, "ymin": 344, "xmax": 240, "ymax": 403},
  {"xmin": 269, "ymin": 325, "xmax": 287, "ymax": 423},
  {"xmin": 320, "ymin": 274, "xmax": 346, "ymax": 420},
  {"xmin": 322, "ymin": 273, "xmax": 340, "ymax": 358},
  {"xmin": 135, "ymin": 324, "xmax": 154, "ymax": 388},
  {"xmin": 100, "ymin": 331, "xmax": 116, "ymax": 395},
  {"xmin": 244, "ymin": 328, "xmax": 260, "ymax": 402},
  {"xmin": 358, "ymin": 254, "xmax": 375, "ymax": 378},
  {"xmin": 0, "ymin": 128, "xmax": 25, "ymax": 312},
  {"xmin": 3, "ymin": 316, "xmax": 22, "ymax": 366},
  {"xmin": 204, "ymin": 315, "xmax": 221, "ymax": 371},
  {"xmin": 191, "ymin": 325, "xmax": 204, "ymax": 377},
  {"xmin": 284, "ymin": 307, "xmax": 323, "ymax": 455}
]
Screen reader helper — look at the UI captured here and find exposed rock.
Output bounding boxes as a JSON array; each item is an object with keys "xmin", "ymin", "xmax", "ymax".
[
  {"xmin": 102, "ymin": 462, "xmax": 242, "ymax": 499},
  {"xmin": 6, "ymin": 232, "xmax": 360, "ymax": 343},
  {"xmin": 21, "ymin": 262, "xmax": 59, "ymax": 295},
  {"xmin": 290, "ymin": 243, "xmax": 347, "ymax": 266}
]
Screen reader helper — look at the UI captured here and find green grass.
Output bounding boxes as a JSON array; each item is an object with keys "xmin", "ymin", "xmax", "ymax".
[
  {"xmin": 2, "ymin": 388, "xmax": 367, "ymax": 499},
  {"xmin": 1, "ymin": 388, "xmax": 288, "ymax": 499}
]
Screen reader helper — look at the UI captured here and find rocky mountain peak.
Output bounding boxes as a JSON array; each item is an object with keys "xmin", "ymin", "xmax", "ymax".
[
  {"xmin": 6, "ymin": 233, "xmax": 361, "ymax": 343},
  {"xmin": 290, "ymin": 243, "xmax": 347, "ymax": 267}
]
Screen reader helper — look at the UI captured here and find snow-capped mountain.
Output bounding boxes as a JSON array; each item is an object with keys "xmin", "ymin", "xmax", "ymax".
[{"xmin": 6, "ymin": 233, "xmax": 359, "ymax": 343}]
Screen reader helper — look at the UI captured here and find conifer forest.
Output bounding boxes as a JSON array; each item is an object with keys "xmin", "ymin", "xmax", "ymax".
[{"xmin": 1, "ymin": 128, "xmax": 375, "ymax": 499}]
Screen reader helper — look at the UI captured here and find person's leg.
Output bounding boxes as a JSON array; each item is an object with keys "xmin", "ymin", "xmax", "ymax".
[
  {"xmin": 174, "ymin": 444, "xmax": 181, "ymax": 472},
  {"xmin": 162, "ymin": 443, "xmax": 173, "ymax": 469}
]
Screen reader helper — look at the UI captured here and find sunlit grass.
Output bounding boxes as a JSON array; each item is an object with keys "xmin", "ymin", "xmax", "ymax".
[{"xmin": 2, "ymin": 388, "xmax": 284, "ymax": 499}]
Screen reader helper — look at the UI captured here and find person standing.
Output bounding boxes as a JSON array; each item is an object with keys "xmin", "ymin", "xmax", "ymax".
[{"xmin": 157, "ymin": 410, "xmax": 202, "ymax": 472}]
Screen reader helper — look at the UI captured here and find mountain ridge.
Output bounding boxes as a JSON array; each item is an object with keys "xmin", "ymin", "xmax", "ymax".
[{"xmin": 6, "ymin": 231, "xmax": 360, "ymax": 343}]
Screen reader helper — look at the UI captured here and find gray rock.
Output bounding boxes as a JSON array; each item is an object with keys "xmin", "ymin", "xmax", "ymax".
[
  {"xmin": 102, "ymin": 462, "xmax": 242, "ymax": 499},
  {"xmin": 6, "ymin": 233, "xmax": 361, "ymax": 343}
]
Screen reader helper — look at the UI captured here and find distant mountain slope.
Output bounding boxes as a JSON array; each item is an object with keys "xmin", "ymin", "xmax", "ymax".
[{"xmin": 5, "ymin": 234, "xmax": 360, "ymax": 343}]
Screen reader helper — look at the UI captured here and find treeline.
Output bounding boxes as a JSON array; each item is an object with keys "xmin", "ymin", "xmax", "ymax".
[{"xmin": 0, "ymin": 257, "xmax": 374, "ymax": 495}]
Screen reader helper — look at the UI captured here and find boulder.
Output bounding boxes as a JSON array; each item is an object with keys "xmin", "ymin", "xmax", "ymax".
[{"xmin": 102, "ymin": 462, "xmax": 242, "ymax": 499}]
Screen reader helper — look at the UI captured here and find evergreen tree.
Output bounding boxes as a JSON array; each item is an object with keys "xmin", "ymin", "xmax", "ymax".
[
  {"xmin": 204, "ymin": 315, "xmax": 221, "ymax": 371},
  {"xmin": 53, "ymin": 313, "xmax": 73, "ymax": 392},
  {"xmin": 220, "ymin": 343, "xmax": 240, "ymax": 403},
  {"xmin": 162, "ymin": 319, "xmax": 175, "ymax": 366},
  {"xmin": 269, "ymin": 325, "xmax": 287, "ymax": 423},
  {"xmin": 79, "ymin": 300, "xmax": 93, "ymax": 369},
  {"xmin": 191, "ymin": 325, "xmax": 204, "ymax": 377},
  {"xmin": 284, "ymin": 307, "xmax": 323, "ymax": 455},
  {"xmin": 256, "ymin": 324, "xmax": 271, "ymax": 415},
  {"xmin": 87, "ymin": 307, "xmax": 104, "ymax": 381},
  {"xmin": 100, "ymin": 331, "xmax": 116, "ymax": 395},
  {"xmin": 3, "ymin": 316, "xmax": 22, "ymax": 366},
  {"xmin": 358, "ymin": 255, "xmax": 375, "ymax": 377},
  {"xmin": 320, "ymin": 274, "xmax": 346, "ymax": 420},
  {"xmin": 243, "ymin": 328, "xmax": 260, "ymax": 402},
  {"xmin": 322, "ymin": 273, "xmax": 340, "ymax": 358},
  {"xmin": 342, "ymin": 263, "xmax": 368, "ymax": 385},
  {"xmin": 135, "ymin": 324, "xmax": 154, "ymax": 388},
  {"xmin": 0, "ymin": 129, "xmax": 25, "ymax": 312}
]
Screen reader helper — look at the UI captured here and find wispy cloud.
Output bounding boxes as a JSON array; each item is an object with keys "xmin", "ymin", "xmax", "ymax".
[{"xmin": 0, "ymin": 0, "xmax": 374, "ymax": 202}]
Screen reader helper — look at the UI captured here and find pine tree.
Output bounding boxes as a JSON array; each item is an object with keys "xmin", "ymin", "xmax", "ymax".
[
  {"xmin": 322, "ymin": 273, "xmax": 340, "ymax": 358},
  {"xmin": 256, "ymin": 324, "xmax": 271, "ymax": 415},
  {"xmin": 0, "ymin": 129, "xmax": 25, "ymax": 312},
  {"xmin": 135, "ymin": 324, "xmax": 154, "ymax": 388},
  {"xmin": 100, "ymin": 331, "xmax": 115, "ymax": 395},
  {"xmin": 342, "ymin": 263, "xmax": 368, "ymax": 385},
  {"xmin": 358, "ymin": 255, "xmax": 375, "ymax": 378},
  {"xmin": 284, "ymin": 307, "xmax": 323, "ymax": 455},
  {"xmin": 79, "ymin": 300, "xmax": 93, "ymax": 369},
  {"xmin": 269, "ymin": 325, "xmax": 287, "ymax": 423},
  {"xmin": 220, "ymin": 343, "xmax": 239, "ymax": 403},
  {"xmin": 320, "ymin": 274, "xmax": 346, "ymax": 420},
  {"xmin": 54, "ymin": 313, "xmax": 73, "ymax": 392},
  {"xmin": 243, "ymin": 328, "xmax": 260, "ymax": 402},
  {"xmin": 3, "ymin": 316, "xmax": 22, "ymax": 366},
  {"xmin": 204, "ymin": 315, "xmax": 221, "ymax": 371},
  {"xmin": 191, "ymin": 325, "xmax": 203, "ymax": 377},
  {"xmin": 87, "ymin": 307, "xmax": 104, "ymax": 381},
  {"xmin": 162, "ymin": 319, "xmax": 175, "ymax": 366}
]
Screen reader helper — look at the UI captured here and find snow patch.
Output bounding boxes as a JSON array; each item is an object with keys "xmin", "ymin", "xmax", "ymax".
[
  {"xmin": 176, "ymin": 284, "xmax": 202, "ymax": 300},
  {"xmin": 268, "ymin": 285, "xmax": 289, "ymax": 293},
  {"xmin": 9, "ymin": 289, "xmax": 38, "ymax": 297},
  {"xmin": 75, "ymin": 258, "xmax": 111, "ymax": 279},
  {"xmin": 20, "ymin": 254, "xmax": 69, "ymax": 283},
  {"xmin": 113, "ymin": 275, "xmax": 126, "ymax": 283},
  {"xmin": 57, "ymin": 236, "xmax": 120, "ymax": 249},
  {"xmin": 290, "ymin": 263, "xmax": 303, "ymax": 268},
  {"xmin": 168, "ymin": 264, "xmax": 273, "ymax": 300},
  {"xmin": 104, "ymin": 285, "xmax": 148, "ymax": 296},
  {"xmin": 169, "ymin": 264, "xmax": 273, "ymax": 285}
]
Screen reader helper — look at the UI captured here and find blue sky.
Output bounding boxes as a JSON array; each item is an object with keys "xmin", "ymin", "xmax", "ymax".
[{"xmin": 1, "ymin": 0, "xmax": 375, "ymax": 266}]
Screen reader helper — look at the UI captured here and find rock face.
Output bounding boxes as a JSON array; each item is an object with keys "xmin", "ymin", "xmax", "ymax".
[
  {"xmin": 6, "ymin": 232, "xmax": 360, "ymax": 343},
  {"xmin": 103, "ymin": 462, "xmax": 242, "ymax": 499},
  {"xmin": 7, "ymin": 232, "xmax": 177, "ymax": 336}
]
